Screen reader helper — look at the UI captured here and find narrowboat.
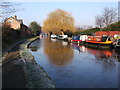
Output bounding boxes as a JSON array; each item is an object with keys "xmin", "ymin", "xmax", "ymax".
[
  {"xmin": 85, "ymin": 36, "xmax": 113, "ymax": 49},
  {"xmin": 71, "ymin": 35, "xmax": 88, "ymax": 44},
  {"xmin": 71, "ymin": 36, "xmax": 81, "ymax": 43}
]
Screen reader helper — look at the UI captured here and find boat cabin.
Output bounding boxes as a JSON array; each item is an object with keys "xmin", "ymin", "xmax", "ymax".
[
  {"xmin": 58, "ymin": 35, "xmax": 68, "ymax": 40},
  {"xmin": 71, "ymin": 35, "xmax": 88, "ymax": 42},
  {"xmin": 87, "ymin": 36, "xmax": 113, "ymax": 42}
]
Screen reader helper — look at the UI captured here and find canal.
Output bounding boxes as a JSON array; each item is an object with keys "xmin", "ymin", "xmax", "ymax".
[{"xmin": 28, "ymin": 37, "xmax": 119, "ymax": 88}]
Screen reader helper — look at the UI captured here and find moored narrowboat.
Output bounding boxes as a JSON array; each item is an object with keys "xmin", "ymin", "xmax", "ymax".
[
  {"xmin": 71, "ymin": 35, "xmax": 88, "ymax": 44},
  {"xmin": 85, "ymin": 36, "xmax": 113, "ymax": 49},
  {"xmin": 71, "ymin": 36, "xmax": 81, "ymax": 43}
]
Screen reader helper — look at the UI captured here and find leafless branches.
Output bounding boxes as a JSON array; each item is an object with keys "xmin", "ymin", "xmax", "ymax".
[
  {"xmin": 95, "ymin": 7, "xmax": 117, "ymax": 28},
  {"xmin": 95, "ymin": 15, "xmax": 104, "ymax": 28},
  {"xmin": 0, "ymin": 1, "xmax": 21, "ymax": 17}
]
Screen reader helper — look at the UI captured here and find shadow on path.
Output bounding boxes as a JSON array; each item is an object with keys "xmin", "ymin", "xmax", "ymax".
[{"xmin": 2, "ymin": 43, "xmax": 26, "ymax": 88}]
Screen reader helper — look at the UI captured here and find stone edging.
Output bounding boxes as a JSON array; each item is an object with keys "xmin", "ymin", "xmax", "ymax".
[{"xmin": 20, "ymin": 37, "xmax": 55, "ymax": 88}]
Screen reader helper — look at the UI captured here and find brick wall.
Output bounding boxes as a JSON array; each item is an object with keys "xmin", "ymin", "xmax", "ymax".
[{"xmin": 95, "ymin": 31, "xmax": 120, "ymax": 37}]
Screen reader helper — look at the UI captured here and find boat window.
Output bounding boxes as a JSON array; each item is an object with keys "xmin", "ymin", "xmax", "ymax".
[
  {"xmin": 118, "ymin": 39, "xmax": 120, "ymax": 42},
  {"xmin": 113, "ymin": 39, "xmax": 117, "ymax": 42},
  {"xmin": 101, "ymin": 36, "xmax": 108, "ymax": 42},
  {"xmin": 108, "ymin": 38, "xmax": 111, "ymax": 41},
  {"xmin": 72, "ymin": 36, "xmax": 80, "ymax": 40}
]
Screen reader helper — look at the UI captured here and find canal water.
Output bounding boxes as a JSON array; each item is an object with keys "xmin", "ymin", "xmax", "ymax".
[{"xmin": 28, "ymin": 37, "xmax": 119, "ymax": 88}]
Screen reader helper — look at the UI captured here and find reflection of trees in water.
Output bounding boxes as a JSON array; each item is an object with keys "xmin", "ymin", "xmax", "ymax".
[
  {"xmin": 95, "ymin": 49, "xmax": 120, "ymax": 64},
  {"xmin": 87, "ymin": 48, "xmax": 118, "ymax": 65},
  {"xmin": 43, "ymin": 38, "xmax": 74, "ymax": 66},
  {"xmin": 95, "ymin": 55, "xmax": 118, "ymax": 72},
  {"xmin": 95, "ymin": 55, "xmax": 116, "ymax": 65},
  {"xmin": 86, "ymin": 48, "xmax": 118, "ymax": 71},
  {"xmin": 114, "ymin": 49, "xmax": 120, "ymax": 62},
  {"xmin": 29, "ymin": 39, "xmax": 41, "ymax": 52},
  {"xmin": 93, "ymin": 49, "xmax": 119, "ymax": 71}
]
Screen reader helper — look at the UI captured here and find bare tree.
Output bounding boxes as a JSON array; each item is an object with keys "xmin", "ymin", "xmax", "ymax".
[
  {"xmin": 0, "ymin": 1, "xmax": 20, "ymax": 17},
  {"xmin": 118, "ymin": 2, "xmax": 120, "ymax": 22},
  {"xmin": 43, "ymin": 9, "xmax": 75, "ymax": 34},
  {"xmin": 102, "ymin": 7, "xmax": 117, "ymax": 27},
  {"xmin": 95, "ymin": 15, "xmax": 104, "ymax": 28}
]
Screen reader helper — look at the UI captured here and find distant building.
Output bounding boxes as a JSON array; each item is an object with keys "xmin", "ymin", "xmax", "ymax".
[{"xmin": 3, "ymin": 15, "xmax": 32, "ymax": 38}]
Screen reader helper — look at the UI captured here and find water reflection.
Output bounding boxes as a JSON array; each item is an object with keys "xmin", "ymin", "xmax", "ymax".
[
  {"xmin": 29, "ymin": 39, "xmax": 41, "ymax": 52},
  {"xmin": 29, "ymin": 38, "xmax": 118, "ymax": 88},
  {"xmin": 72, "ymin": 43, "xmax": 119, "ymax": 64},
  {"xmin": 114, "ymin": 49, "xmax": 120, "ymax": 62},
  {"xmin": 43, "ymin": 38, "xmax": 74, "ymax": 66}
]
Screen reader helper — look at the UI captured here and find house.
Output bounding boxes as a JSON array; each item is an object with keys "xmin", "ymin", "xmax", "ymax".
[
  {"xmin": 3, "ymin": 15, "xmax": 22, "ymax": 30},
  {"xmin": 3, "ymin": 15, "xmax": 32, "ymax": 38}
]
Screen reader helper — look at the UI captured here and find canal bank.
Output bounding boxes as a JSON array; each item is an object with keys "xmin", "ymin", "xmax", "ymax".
[{"xmin": 2, "ymin": 37, "xmax": 55, "ymax": 88}]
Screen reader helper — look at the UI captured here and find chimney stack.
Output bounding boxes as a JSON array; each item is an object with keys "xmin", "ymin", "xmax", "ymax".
[{"xmin": 14, "ymin": 15, "xmax": 17, "ymax": 20}]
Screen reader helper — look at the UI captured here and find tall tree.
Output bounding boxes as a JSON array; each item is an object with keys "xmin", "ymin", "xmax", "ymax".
[
  {"xmin": 43, "ymin": 9, "xmax": 75, "ymax": 34},
  {"xmin": 118, "ymin": 2, "xmax": 120, "ymax": 31},
  {"xmin": 30, "ymin": 21, "xmax": 41, "ymax": 36}
]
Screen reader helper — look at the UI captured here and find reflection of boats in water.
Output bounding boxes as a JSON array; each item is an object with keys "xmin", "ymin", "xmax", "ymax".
[
  {"xmin": 50, "ymin": 38, "xmax": 68, "ymax": 46},
  {"xmin": 51, "ymin": 38, "xmax": 57, "ymax": 42},
  {"xmin": 87, "ymin": 48, "xmax": 112, "ymax": 58},
  {"xmin": 62, "ymin": 41, "xmax": 68, "ymax": 46},
  {"xmin": 72, "ymin": 43, "xmax": 87, "ymax": 53},
  {"xmin": 72, "ymin": 43, "xmax": 120, "ymax": 64},
  {"xmin": 72, "ymin": 43, "xmax": 113, "ymax": 59}
]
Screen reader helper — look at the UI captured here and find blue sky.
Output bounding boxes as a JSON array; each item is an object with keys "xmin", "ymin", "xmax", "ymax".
[{"xmin": 12, "ymin": 2, "xmax": 118, "ymax": 27}]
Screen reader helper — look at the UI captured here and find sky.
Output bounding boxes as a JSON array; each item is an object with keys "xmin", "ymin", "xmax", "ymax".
[{"xmin": 9, "ymin": 1, "xmax": 118, "ymax": 28}]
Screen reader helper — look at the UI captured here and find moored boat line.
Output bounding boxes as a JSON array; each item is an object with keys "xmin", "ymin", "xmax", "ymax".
[
  {"xmin": 85, "ymin": 36, "xmax": 113, "ymax": 49},
  {"xmin": 69, "ymin": 31, "xmax": 120, "ymax": 49},
  {"xmin": 49, "ymin": 31, "xmax": 120, "ymax": 49}
]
